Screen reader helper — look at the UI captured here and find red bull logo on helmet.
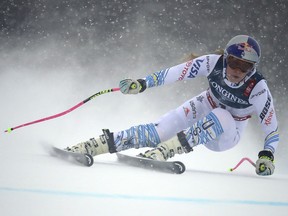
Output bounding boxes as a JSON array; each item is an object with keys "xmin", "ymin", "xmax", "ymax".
[
  {"xmin": 225, "ymin": 35, "xmax": 261, "ymax": 64},
  {"xmin": 237, "ymin": 42, "xmax": 253, "ymax": 52}
]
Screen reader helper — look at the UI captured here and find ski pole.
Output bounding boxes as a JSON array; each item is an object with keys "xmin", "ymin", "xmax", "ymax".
[
  {"xmin": 5, "ymin": 87, "xmax": 120, "ymax": 133},
  {"xmin": 229, "ymin": 157, "xmax": 256, "ymax": 172}
]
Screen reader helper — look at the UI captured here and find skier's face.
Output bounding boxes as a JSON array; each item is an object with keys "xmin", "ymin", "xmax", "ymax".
[
  {"xmin": 226, "ymin": 55, "xmax": 254, "ymax": 83},
  {"xmin": 226, "ymin": 65, "xmax": 247, "ymax": 83}
]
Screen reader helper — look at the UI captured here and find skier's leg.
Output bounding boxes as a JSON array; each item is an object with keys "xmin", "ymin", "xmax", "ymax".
[
  {"xmin": 112, "ymin": 92, "xmax": 211, "ymax": 152},
  {"xmin": 113, "ymin": 123, "xmax": 161, "ymax": 151},
  {"xmin": 203, "ymin": 118, "xmax": 248, "ymax": 152},
  {"xmin": 64, "ymin": 123, "xmax": 162, "ymax": 156},
  {"xmin": 154, "ymin": 91, "xmax": 211, "ymax": 142},
  {"xmin": 142, "ymin": 108, "xmax": 240, "ymax": 161},
  {"xmin": 65, "ymin": 92, "xmax": 211, "ymax": 156}
]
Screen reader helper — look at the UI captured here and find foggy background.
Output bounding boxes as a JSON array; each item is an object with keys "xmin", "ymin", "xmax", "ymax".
[{"xmin": 0, "ymin": 0, "xmax": 287, "ymax": 171}]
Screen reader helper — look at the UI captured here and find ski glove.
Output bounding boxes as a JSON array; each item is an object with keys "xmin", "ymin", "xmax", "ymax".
[
  {"xmin": 255, "ymin": 150, "xmax": 275, "ymax": 176},
  {"xmin": 119, "ymin": 79, "xmax": 146, "ymax": 94}
]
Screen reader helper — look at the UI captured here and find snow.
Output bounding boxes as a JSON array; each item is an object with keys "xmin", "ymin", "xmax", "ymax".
[{"xmin": 1, "ymin": 146, "xmax": 288, "ymax": 216}]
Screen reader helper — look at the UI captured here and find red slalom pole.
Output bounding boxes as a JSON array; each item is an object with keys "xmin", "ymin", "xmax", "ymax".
[
  {"xmin": 229, "ymin": 157, "xmax": 256, "ymax": 172},
  {"xmin": 5, "ymin": 87, "xmax": 120, "ymax": 133}
]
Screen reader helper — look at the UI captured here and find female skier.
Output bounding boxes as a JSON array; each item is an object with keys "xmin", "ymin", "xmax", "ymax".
[{"xmin": 65, "ymin": 35, "xmax": 279, "ymax": 176}]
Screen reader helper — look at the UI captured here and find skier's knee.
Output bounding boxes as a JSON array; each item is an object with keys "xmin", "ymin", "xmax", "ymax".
[
  {"xmin": 204, "ymin": 108, "xmax": 239, "ymax": 151},
  {"xmin": 211, "ymin": 108, "xmax": 235, "ymax": 133}
]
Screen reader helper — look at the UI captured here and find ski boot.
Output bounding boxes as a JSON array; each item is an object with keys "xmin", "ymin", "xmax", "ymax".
[
  {"xmin": 141, "ymin": 131, "xmax": 192, "ymax": 161},
  {"xmin": 64, "ymin": 129, "xmax": 117, "ymax": 156}
]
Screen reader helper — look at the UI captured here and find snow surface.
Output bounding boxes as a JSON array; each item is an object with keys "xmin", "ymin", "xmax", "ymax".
[{"xmin": 1, "ymin": 145, "xmax": 288, "ymax": 216}]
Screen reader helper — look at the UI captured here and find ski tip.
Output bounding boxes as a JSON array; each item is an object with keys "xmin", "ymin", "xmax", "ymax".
[{"xmin": 48, "ymin": 144, "xmax": 94, "ymax": 167}]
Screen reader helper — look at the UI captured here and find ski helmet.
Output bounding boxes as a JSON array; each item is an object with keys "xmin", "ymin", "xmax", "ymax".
[{"xmin": 224, "ymin": 35, "xmax": 261, "ymax": 65}]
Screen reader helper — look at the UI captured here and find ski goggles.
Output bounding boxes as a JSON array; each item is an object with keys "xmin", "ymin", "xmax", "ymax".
[{"xmin": 226, "ymin": 55, "xmax": 255, "ymax": 73}]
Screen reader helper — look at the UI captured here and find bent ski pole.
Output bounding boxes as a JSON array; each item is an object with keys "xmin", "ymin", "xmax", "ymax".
[
  {"xmin": 5, "ymin": 87, "xmax": 120, "ymax": 133},
  {"xmin": 229, "ymin": 157, "xmax": 256, "ymax": 172}
]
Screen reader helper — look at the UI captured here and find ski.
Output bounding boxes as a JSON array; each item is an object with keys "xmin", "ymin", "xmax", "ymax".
[
  {"xmin": 50, "ymin": 146, "xmax": 94, "ymax": 167},
  {"xmin": 116, "ymin": 153, "xmax": 185, "ymax": 174},
  {"xmin": 48, "ymin": 145, "xmax": 184, "ymax": 173}
]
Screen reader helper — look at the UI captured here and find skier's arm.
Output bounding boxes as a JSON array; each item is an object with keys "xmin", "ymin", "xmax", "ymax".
[
  {"xmin": 143, "ymin": 55, "xmax": 219, "ymax": 88},
  {"xmin": 250, "ymin": 81, "xmax": 279, "ymax": 175},
  {"xmin": 119, "ymin": 54, "xmax": 221, "ymax": 94},
  {"xmin": 250, "ymin": 81, "xmax": 279, "ymax": 153}
]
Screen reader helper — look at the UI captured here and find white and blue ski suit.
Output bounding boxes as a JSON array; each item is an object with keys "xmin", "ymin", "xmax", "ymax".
[{"xmin": 113, "ymin": 54, "xmax": 279, "ymax": 154}]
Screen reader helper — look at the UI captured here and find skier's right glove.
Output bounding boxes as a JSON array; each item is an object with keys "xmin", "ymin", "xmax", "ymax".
[
  {"xmin": 255, "ymin": 150, "xmax": 275, "ymax": 176},
  {"xmin": 119, "ymin": 79, "xmax": 146, "ymax": 94}
]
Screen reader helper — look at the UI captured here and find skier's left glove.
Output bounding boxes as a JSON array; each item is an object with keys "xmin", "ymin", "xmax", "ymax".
[
  {"xmin": 119, "ymin": 79, "xmax": 146, "ymax": 94},
  {"xmin": 255, "ymin": 150, "xmax": 275, "ymax": 176}
]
